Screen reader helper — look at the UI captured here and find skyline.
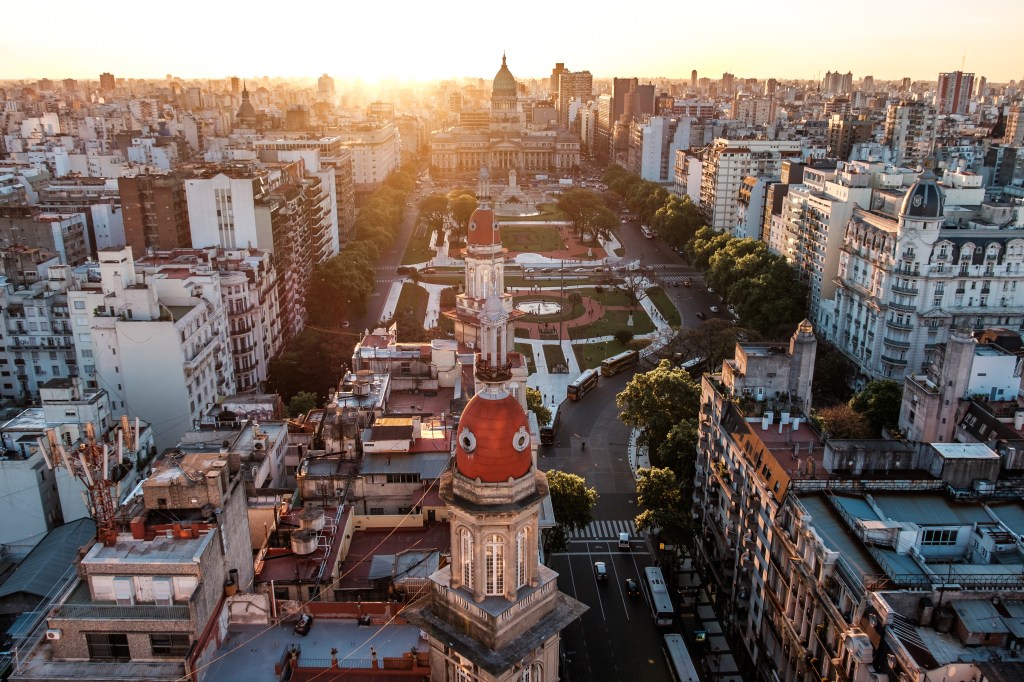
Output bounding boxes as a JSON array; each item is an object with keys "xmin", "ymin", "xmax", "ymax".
[{"xmin": 1, "ymin": 1, "xmax": 1021, "ymax": 84}]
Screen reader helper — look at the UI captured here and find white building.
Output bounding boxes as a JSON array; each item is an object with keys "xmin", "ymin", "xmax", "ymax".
[
  {"xmin": 333, "ymin": 122, "xmax": 402, "ymax": 194},
  {"xmin": 628, "ymin": 116, "xmax": 692, "ymax": 184},
  {"xmin": 672, "ymin": 150, "xmax": 702, "ymax": 203},
  {"xmin": 68, "ymin": 246, "xmax": 236, "ymax": 450},
  {"xmin": 884, "ymin": 100, "xmax": 937, "ymax": 167}
]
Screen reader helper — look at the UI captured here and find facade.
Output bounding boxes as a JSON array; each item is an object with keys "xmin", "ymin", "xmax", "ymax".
[
  {"xmin": 405, "ymin": 294, "xmax": 585, "ymax": 682},
  {"xmin": 0, "ymin": 207, "xmax": 91, "ymax": 266},
  {"xmin": 627, "ymin": 116, "xmax": 692, "ymax": 184},
  {"xmin": 700, "ymin": 139, "xmax": 805, "ymax": 233},
  {"xmin": 430, "ymin": 56, "xmax": 580, "ymax": 178},
  {"xmin": 68, "ymin": 247, "xmax": 236, "ymax": 450},
  {"xmin": 884, "ymin": 101, "xmax": 937, "ymax": 167},
  {"xmin": 37, "ymin": 177, "xmax": 124, "ymax": 252},
  {"xmin": 118, "ymin": 172, "xmax": 192, "ymax": 255},
  {"xmin": 821, "ymin": 168, "xmax": 1024, "ymax": 383},
  {"xmin": 826, "ymin": 114, "xmax": 872, "ymax": 162},
  {"xmin": 332, "ymin": 122, "xmax": 402, "ymax": 197},
  {"xmin": 936, "ymin": 71, "xmax": 975, "ymax": 115},
  {"xmin": 557, "ymin": 70, "xmax": 593, "ymax": 129}
]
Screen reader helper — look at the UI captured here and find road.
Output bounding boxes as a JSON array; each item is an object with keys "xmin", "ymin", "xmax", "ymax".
[{"xmin": 540, "ymin": 371, "xmax": 673, "ymax": 682}]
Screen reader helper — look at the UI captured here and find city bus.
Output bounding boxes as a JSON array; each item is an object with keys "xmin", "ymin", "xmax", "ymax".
[
  {"xmin": 641, "ymin": 225, "xmax": 655, "ymax": 239},
  {"xmin": 679, "ymin": 355, "xmax": 707, "ymax": 378},
  {"xmin": 566, "ymin": 369, "xmax": 599, "ymax": 401},
  {"xmin": 644, "ymin": 566, "xmax": 675, "ymax": 627},
  {"xmin": 663, "ymin": 634, "xmax": 700, "ymax": 682},
  {"xmin": 539, "ymin": 401, "xmax": 561, "ymax": 445},
  {"xmin": 601, "ymin": 350, "xmax": 639, "ymax": 377}
]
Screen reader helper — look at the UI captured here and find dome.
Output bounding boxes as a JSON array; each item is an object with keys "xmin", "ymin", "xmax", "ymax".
[
  {"xmin": 900, "ymin": 167, "xmax": 944, "ymax": 219},
  {"xmin": 455, "ymin": 389, "xmax": 531, "ymax": 483},
  {"xmin": 467, "ymin": 207, "xmax": 501, "ymax": 246},
  {"xmin": 492, "ymin": 54, "xmax": 517, "ymax": 98}
]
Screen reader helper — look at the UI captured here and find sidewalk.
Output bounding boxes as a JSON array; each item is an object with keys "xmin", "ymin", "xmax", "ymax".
[{"xmin": 378, "ymin": 281, "xmax": 404, "ymax": 323}]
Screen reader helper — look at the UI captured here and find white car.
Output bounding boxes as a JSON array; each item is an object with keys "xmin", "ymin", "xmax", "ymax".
[{"xmin": 710, "ymin": 305, "xmax": 720, "ymax": 313}]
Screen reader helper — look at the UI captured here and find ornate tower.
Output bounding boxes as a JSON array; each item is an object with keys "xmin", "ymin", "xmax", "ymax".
[{"xmin": 405, "ymin": 316, "xmax": 586, "ymax": 682}]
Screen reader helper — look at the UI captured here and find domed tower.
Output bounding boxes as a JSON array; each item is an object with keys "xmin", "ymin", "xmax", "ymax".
[
  {"xmin": 235, "ymin": 83, "xmax": 258, "ymax": 128},
  {"xmin": 404, "ymin": 298, "xmax": 587, "ymax": 682},
  {"xmin": 491, "ymin": 53, "xmax": 522, "ymax": 129}
]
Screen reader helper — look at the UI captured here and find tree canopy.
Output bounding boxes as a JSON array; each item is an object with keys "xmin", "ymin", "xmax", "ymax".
[
  {"xmin": 849, "ymin": 379, "xmax": 903, "ymax": 435},
  {"xmin": 546, "ymin": 470, "xmax": 598, "ymax": 531},
  {"xmin": 814, "ymin": 404, "xmax": 873, "ymax": 439},
  {"xmin": 447, "ymin": 190, "xmax": 477, "ymax": 244},
  {"xmin": 651, "ymin": 194, "xmax": 703, "ymax": 250},
  {"xmin": 616, "ymin": 359, "xmax": 701, "ymax": 450},
  {"xmin": 556, "ymin": 188, "xmax": 618, "ymax": 243},
  {"xmin": 287, "ymin": 391, "xmax": 319, "ymax": 418},
  {"xmin": 635, "ymin": 466, "xmax": 688, "ymax": 542},
  {"xmin": 526, "ymin": 387, "xmax": 552, "ymax": 427},
  {"xmin": 419, "ymin": 193, "xmax": 449, "ymax": 233}
]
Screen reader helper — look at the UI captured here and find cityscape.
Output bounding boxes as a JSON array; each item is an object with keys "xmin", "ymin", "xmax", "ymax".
[{"xmin": 1, "ymin": 5, "xmax": 1024, "ymax": 682}]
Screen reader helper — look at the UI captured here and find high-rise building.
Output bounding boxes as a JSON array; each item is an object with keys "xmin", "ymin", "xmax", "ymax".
[
  {"xmin": 557, "ymin": 70, "xmax": 593, "ymax": 128},
  {"xmin": 118, "ymin": 172, "xmax": 192, "ymax": 255},
  {"xmin": 626, "ymin": 116, "xmax": 692, "ymax": 183},
  {"xmin": 98, "ymin": 72, "xmax": 115, "ymax": 91},
  {"xmin": 691, "ymin": 70, "xmax": 698, "ymax": 90},
  {"xmin": 1005, "ymin": 104, "xmax": 1024, "ymax": 145},
  {"xmin": 826, "ymin": 113, "xmax": 873, "ymax": 161},
  {"xmin": 884, "ymin": 100, "xmax": 937, "ymax": 166},
  {"xmin": 594, "ymin": 94, "xmax": 613, "ymax": 161},
  {"xmin": 612, "ymin": 77, "xmax": 655, "ymax": 122},
  {"xmin": 936, "ymin": 71, "xmax": 975, "ymax": 115},
  {"xmin": 317, "ymin": 73, "xmax": 335, "ymax": 98},
  {"xmin": 550, "ymin": 62, "xmax": 566, "ymax": 98},
  {"xmin": 861, "ymin": 74, "xmax": 875, "ymax": 91}
]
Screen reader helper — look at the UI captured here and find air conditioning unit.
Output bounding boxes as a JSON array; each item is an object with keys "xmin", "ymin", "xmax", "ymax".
[{"xmin": 46, "ymin": 629, "xmax": 62, "ymax": 640}]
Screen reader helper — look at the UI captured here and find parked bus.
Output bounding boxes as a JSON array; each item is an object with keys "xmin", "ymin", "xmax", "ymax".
[
  {"xmin": 663, "ymin": 634, "xmax": 700, "ymax": 682},
  {"xmin": 539, "ymin": 402, "xmax": 561, "ymax": 445},
  {"xmin": 679, "ymin": 355, "xmax": 707, "ymax": 378},
  {"xmin": 641, "ymin": 225, "xmax": 655, "ymax": 239},
  {"xmin": 644, "ymin": 566, "xmax": 675, "ymax": 627},
  {"xmin": 566, "ymin": 369, "xmax": 599, "ymax": 401},
  {"xmin": 601, "ymin": 350, "xmax": 639, "ymax": 377}
]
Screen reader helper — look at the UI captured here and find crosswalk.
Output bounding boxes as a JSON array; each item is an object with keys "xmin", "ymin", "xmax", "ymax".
[{"xmin": 569, "ymin": 519, "xmax": 639, "ymax": 540}]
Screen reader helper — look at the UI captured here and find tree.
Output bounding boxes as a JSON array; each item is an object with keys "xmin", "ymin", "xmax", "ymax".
[
  {"xmin": 616, "ymin": 359, "xmax": 701, "ymax": 450},
  {"xmin": 814, "ymin": 404, "xmax": 873, "ymax": 439},
  {"xmin": 635, "ymin": 467, "xmax": 687, "ymax": 541},
  {"xmin": 614, "ymin": 329, "xmax": 634, "ymax": 344},
  {"xmin": 849, "ymin": 380, "xmax": 903, "ymax": 434},
  {"xmin": 652, "ymin": 195, "xmax": 704, "ymax": 250},
  {"xmin": 556, "ymin": 189, "xmax": 618, "ymax": 243},
  {"xmin": 655, "ymin": 419, "xmax": 699, "ymax": 481},
  {"xmin": 288, "ymin": 391, "xmax": 319, "ymax": 418},
  {"xmin": 677, "ymin": 319, "xmax": 748, "ymax": 372},
  {"xmin": 813, "ymin": 338, "xmax": 856, "ymax": 407},
  {"xmin": 544, "ymin": 470, "xmax": 598, "ymax": 554},
  {"xmin": 617, "ymin": 271, "xmax": 651, "ymax": 310},
  {"xmin": 526, "ymin": 387, "xmax": 552, "ymax": 427},
  {"xmin": 447, "ymin": 191, "xmax": 477, "ymax": 244},
  {"xmin": 419, "ymin": 193, "xmax": 449, "ymax": 234}
]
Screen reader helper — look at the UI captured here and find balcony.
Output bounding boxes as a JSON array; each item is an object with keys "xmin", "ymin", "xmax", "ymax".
[
  {"xmin": 888, "ymin": 300, "xmax": 915, "ymax": 313},
  {"xmin": 52, "ymin": 601, "xmax": 190, "ymax": 620},
  {"xmin": 880, "ymin": 354, "xmax": 908, "ymax": 366},
  {"xmin": 883, "ymin": 337, "xmax": 911, "ymax": 350},
  {"xmin": 885, "ymin": 318, "xmax": 913, "ymax": 331},
  {"xmin": 890, "ymin": 284, "xmax": 919, "ymax": 296}
]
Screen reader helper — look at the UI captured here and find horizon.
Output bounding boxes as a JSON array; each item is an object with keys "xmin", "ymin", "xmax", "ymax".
[{"xmin": 1, "ymin": 0, "xmax": 1021, "ymax": 84}]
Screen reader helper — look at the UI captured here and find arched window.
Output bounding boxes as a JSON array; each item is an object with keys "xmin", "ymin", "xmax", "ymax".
[
  {"xmin": 485, "ymin": 534, "xmax": 504, "ymax": 596},
  {"xmin": 516, "ymin": 528, "xmax": 529, "ymax": 588},
  {"xmin": 460, "ymin": 529, "xmax": 474, "ymax": 589},
  {"xmin": 520, "ymin": 663, "xmax": 542, "ymax": 682}
]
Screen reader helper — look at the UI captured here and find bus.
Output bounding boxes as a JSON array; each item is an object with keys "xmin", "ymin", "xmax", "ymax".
[
  {"xmin": 566, "ymin": 369, "xmax": 599, "ymax": 401},
  {"xmin": 663, "ymin": 634, "xmax": 700, "ymax": 682},
  {"xmin": 539, "ymin": 401, "xmax": 561, "ymax": 445},
  {"xmin": 641, "ymin": 225, "xmax": 655, "ymax": 239},
  {"xmin": 601, "ymin": 350, "xmax": 639, "ymax": 377},
  {"xmin": 679, "ymin": 355, "xmax": 707, "ymax": 377},
  {"xmin": 644, "ymin": 566, "xmax": 675, "ymax": 627}
]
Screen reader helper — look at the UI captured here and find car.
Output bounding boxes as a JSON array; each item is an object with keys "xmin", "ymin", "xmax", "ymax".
[
  {"xmin": 621, "ymin": 218, "xmax": 628, "ymax": 223},
  {"xmin": 594, "ymin": 267, "xmax": 604, "ymax": 273},
  {"xmin": 618, "ymin": 532, "xmax": 630, "ymax": 549},
  {"xmin": 422, "ymin": 268, "xmax": 436, "ymax": 275},
  {"xmin": 625, "ymin": 578, "xmax": 640, "ymax": 597},
  {"xmin": 710, "ymin": 305, "xmax": 720, "ymax": 313},
  {"xmin": 341, "ymin": 321, "xmax": 350, "ymax": 328},
  {"xmin": 294, "ymin": 613, "xmax": 314, "ymax": 636},
  {"xmin": 593, "ymin": 561, "xmax": 608, "ymax": 582},
  {"xmin": 396, "ymin": 266, "xmax": 412, "ymax": 275},
  {"xmin": 574, "ymin": 267, "xmax": 587, "ymax": 272},
  {"xmin": 707, "ymin": 286, "xmax": 715, "ymax": 294},
  {"xmin": 541, "ymin": 267, "xmax": 553, "ymax": 273},
  {"xmin": 671, "ymin": 281, "xmax": 679, "ymax": 288},
  {"xmin": 695, "ymin": 311, "xmax": 707, "ymax": 320},
  {"xmin": 683, "ymin": 280, "xmax": 691, "ymax": 288}
]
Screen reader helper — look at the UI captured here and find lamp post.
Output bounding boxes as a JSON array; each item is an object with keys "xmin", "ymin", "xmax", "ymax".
[{"xmin": 559, "ymin": 258, "xmax": 564, "ymax": 341}]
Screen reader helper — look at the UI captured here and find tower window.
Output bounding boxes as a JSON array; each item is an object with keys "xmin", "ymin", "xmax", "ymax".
[
  {"xmin": 516, "ymin": 527, "xmax": 529, "ymax": 588},
  {"xmin": 460, "ymin": 529, "xmax": 474, "ymax": 589},
  {"xmin": 485, "ymin": 534, "xmax": 505, "ymax": 596}
]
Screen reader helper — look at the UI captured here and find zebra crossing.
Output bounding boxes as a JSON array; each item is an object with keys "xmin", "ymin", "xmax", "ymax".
[{"xmin": 569, "ymin": 519, "xmax": 638, "ymax": 541}]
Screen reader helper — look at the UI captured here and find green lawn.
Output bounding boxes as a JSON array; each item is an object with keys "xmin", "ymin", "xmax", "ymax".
[
  {"xmin": 646, "ymin": 287, "xmax": 682, "ymax": 326},
  {"xmin": 572, "ymin": 339, "xmax": 650, "ymax": 370},
  {"xmin": 568, "ymin": 308, "xmax": 654, "ymax": 339},
  {"xmin": 419, "ymin": 274, "xmax": 464, "ymax": 286},
  {"xmin": 513, "ymin": 294, "xmax": 585, "ymax": 323},
  {"xmin": 579, "ymin": 287, "xmax": 633, "ymax": 307},
  {"xmin": 402, "ymin": 228, "xmax": 435, "ymax": 265},
  {"xmin": 501, "ymin": 224, "xmax": 565, "ymax": 253},
  {"xmin": 514, "ymin": 343, "xmax": 537, "ymax": 373},
  {"xmin": 396, "ymin": 283, "xmax": 429, "ymax": 323},
  {"xmin": 542, "ymin": 344, "xmax": 568, "ymax": 373}
]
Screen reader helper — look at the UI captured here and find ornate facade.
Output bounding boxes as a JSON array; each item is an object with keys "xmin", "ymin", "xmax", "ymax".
[{"xmin": 430, "ymin": 56, "xmax": 580, "ymax": 176}]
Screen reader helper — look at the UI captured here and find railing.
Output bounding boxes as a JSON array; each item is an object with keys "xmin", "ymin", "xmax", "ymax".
[
  {"xmin": 882, "ymin": 337, "xmax": 911, "ymax": 350},
  {"xmin": 887, "ymin": 300, "xmax": 915, "ymax": 312},
  {"xmin": 890, "ymin": 284, "xmax": 919, "ymax": 295},
  {"xmin": 885, "ymin": 318, "xmax": 913, "ymax": 331},
  {"xmin": 51, "ymin": 602, "xmax": 190, "ymax": 620},
  {"xmin": 880, "ymin": 354, "xmax": 907, "ymax": 365}
]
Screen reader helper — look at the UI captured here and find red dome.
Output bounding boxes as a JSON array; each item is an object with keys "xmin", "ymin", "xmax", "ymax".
[
  {"xmin": 455, "ymin": 390, "xmax": 531, "ymax": 482},
  {"xmin": 466, "ymin": 208, "xmax": 500, "ymax": 246}
]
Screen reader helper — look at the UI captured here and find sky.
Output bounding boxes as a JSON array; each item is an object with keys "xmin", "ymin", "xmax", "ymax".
[{"xmin": 1, "ymin": 1, "xmax": 1020, "ymax": 84}]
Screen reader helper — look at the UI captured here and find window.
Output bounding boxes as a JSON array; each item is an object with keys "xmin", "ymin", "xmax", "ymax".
[
  {"xmin": 150, "ymin": 634, "xmax": 191, "ymax": 657},
  {"xmin": 460, "ymin": 529, "xmax": 474, "ymax": 589},
  {"xmin": 485, "ymin": 534, "xmax": 504, "ymax": 596},
  {"xmin": 516, "ymin": 528, "xmax": 529, "ymax": 589},
  {"xmin": 521, "ymin": 663, "xmax": 542, "ymax": 682},
  {"xmin": 73, "ymin": 300, "xmax": 85, "ymax": 310},
  {"xmin": 921, "ymin": 529, "xmax": 957, "ymax": 546},
  {"xmin": 86, "ymin": 633, "xmax": 130, "ymax": 661}
]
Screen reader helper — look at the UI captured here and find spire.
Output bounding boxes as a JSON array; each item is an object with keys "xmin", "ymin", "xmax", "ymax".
[
  {"xmin": 502, "ymin": 52, "xmax": 507, "ymax": 67},
  {"xmin": 477, "ymin": 165, "xmax": 491, "ymax": 206},
  {"xmin": 476, "ymin": 279, "xmax": 510, "ymax": 383}
]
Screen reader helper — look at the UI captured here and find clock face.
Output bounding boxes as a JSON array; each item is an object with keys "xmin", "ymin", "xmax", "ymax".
[{"xmin": 912, "ymin": 195, "xmax": 923, "ymax": 208}]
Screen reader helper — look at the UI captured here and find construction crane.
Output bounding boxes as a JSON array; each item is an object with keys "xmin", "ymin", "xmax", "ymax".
[{"xmin": 38, "ymin": 422, "xmax": 134, "ymax": 547}]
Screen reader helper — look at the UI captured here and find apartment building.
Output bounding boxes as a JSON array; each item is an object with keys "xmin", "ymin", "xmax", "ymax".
[
  {"xmin": 936, "ymin": 71, "xmax": 975, "ymax": 115},
  {"xmin": 68, "ymin": 246, "xmax": 236, "ymax": 450},
  {"xmin": 37, "ymin": 177, "xmax": 124, "ymax": 252},
  {"xmin": 0, "ymin": 207, "xmax": 91, "ymax": 266},
  {"xmin": 557, "ymin": 69, "xmax": 593, "ymax": 129},
  {"xmin": 626, "ymin": 116, "xmax": 692, "ymax": 184},
  {"xmin": 826, "ymin": 114, "xmax": 873, "ymax": 162},
  {"xmin": 700, "ymin": 139, "xmax": 805, "ymax": 233},
  {"xmin": 117, "ymin": 172, "xmax": 192, "ymax": 255},
  {"xmin": 136, "ymin": 247, "xmax": 282, "ymax": 394},
  {"xmin": 885, "ymin": 101, "xmax": 937, "ymax": 167},
  {"xmin": 11, "ymin": 448, "xmax": 252, "ymax": 682},
  {"xmin": 332, "ymin": 122, "xmax": 402, "ymax": 198}
]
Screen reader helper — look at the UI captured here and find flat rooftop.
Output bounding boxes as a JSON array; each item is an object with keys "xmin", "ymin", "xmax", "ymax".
[
  {"xmin": 338, "ymin": 524, "xmax": 450, "ymax": 590},
  {"xmin": 84, "ymin": 531, "xmax": 214, "ymax": 565},
  {"xmin": 203, "ymin": 621, "xmax": 426, "ymax": 682}
]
